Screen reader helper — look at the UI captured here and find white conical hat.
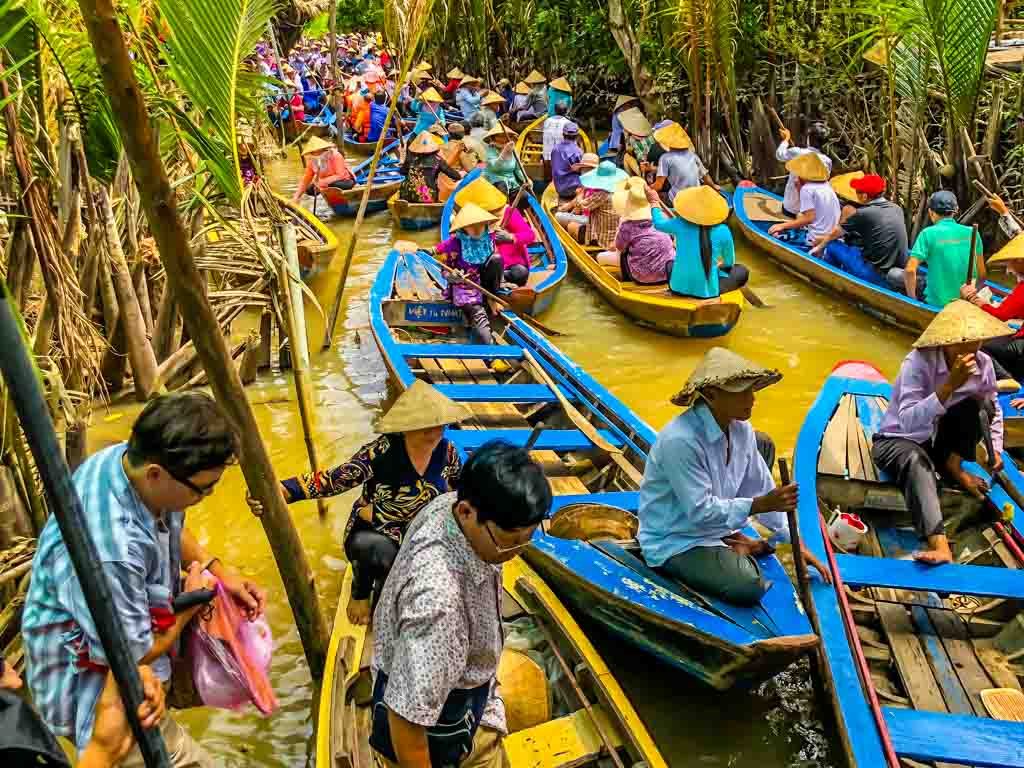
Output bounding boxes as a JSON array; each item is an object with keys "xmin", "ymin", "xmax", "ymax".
[
  {"xmin": 912, "ymin": 299, "xmax": 1014, "ymax": 349},
  {"xmin": 671, "ymin": 347, "xmax": 782, "ymax": 407},
  {"xmin": 374, "ymin": 379, "xmax": 472, "ymax": 433}
]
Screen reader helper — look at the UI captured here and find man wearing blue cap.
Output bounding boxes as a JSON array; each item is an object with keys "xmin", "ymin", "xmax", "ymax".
[{"xmin": 897, "ymin": 190, "xmax": 985, "ymax": 306}]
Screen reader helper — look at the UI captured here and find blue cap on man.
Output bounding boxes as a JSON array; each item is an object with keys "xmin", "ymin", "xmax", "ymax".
[{"xmin": 929, "ymin": 190, "xmax": 958, "ymax": 215}]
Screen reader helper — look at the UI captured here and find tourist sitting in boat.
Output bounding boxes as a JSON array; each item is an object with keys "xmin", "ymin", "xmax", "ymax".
[
  {"xmin": 398, "ymin": 133, "xmax": 462, "ymax": 204},
  {"xmin": 23, "ymin": 393, "xmax": 266, "ymax": 765},
  {"xmin": 650, "ymin": 121, "xmax": 718, "ymax": 206},
  {"xmin": 457, "ymin": 176, "xmax": 537, "ymax": 293},
  {"xmin": 638, "ymin": 348, "xmax": 830, "ymax": 605},
  {"xmin": 510, "ymin": 80, "xmax": 532, "ymax": 121},
  {"xmin": 551, "ymin": 121, "xmax": 585, "ymax": 200},
  {"xmin": 962, "ymin": 195, "xmax": 1024, "ymax": 381},
  {"xmin": 353, "ymin": 87, "xmax": 374, "ymax": 141},
  {"xmin": 542, "ymin": 101, "xmax": 571, "ymax": 181},
  {"xmin": 496, "ymin": 77, "xmax": 514, "ymax": 110},
  {"xmin": 366, "ymin": 90, "xmax": 390, "ymax": 143},
  {"xmin": 603, "ymin": 176, "xmax": 676, "ymax": 284},
  {"xmin": 891, "ymin": 191, "xmax": 984, "ymax": 306},
  {"xmin": 808, "ymin": 173, "xmax": 908, "ymax": 288},
  {"xmin": 872, "ymin": 300, "xmax": 1012, "ymax": 564},
  {"xmin": 653, "ymin": 186, "xmax": 749, "ymax": 298},
  {"xmin": 607, "ymin": 95, "xmax": 641, "ymax": 155},
  {"xmin": 617, "ymin": 107, "xmax": 656, "ymax": 173},
  {"xmin": 369, "ymin": 440, "xmax": 548, "ymax": 768},
  {"xmin": 482, "ymin": 125, "xmax": 529, "ymax": 197},
  {"xmin": 556, "ymin": 158, "xmax": 627, "ymax": 249},
  {"xmin": 411, "ymin": 86, "xmax": 446, "ymax": 136},
  {"xmin": 274, "ymin": 382, "xmax": 468, "ymax": 625},
  {"xmin": 442, "ymin": 66, "xmax": 464, "ymax": 100},
  {"xmin": 455, "ymin": 75, "xmax": 483, "ymax": 122},
  {"xmin": 776, "ymin": 121, "xmax": 831, "ymax": 217},
  {"xmin": 767, "ymin": 153, "xmax": 840, "ymax": 250},
  {"xmin": 523, "ymin": 69, "xmax": 549, "ymax": 119},
  {"xmin": 478, "ymin": 90, "xmax": 504, "ymax": 130},
  {"xmin": 292, "ymin": 136, "xmax": 355, "ymax": 203},
  {"xmin": 547, "ymin": 76, "xmax": 573, "ymax": 116}
]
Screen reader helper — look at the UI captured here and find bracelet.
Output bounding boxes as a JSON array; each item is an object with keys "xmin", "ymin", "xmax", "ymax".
[{"xmin": 202, "ymin": 557, "xmax": 221, "ymax": 573}]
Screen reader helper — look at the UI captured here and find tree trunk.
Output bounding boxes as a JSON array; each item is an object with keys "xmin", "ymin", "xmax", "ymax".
[
  {"xmin": 100, "ymin": 315, "xmax": 128, "ymax": 392},
  {"xmin": 132, "ymin": 261, "xmax": 154, "ymax": 334},
  {"xmin": 607, "ymin": 0, "xmax": 661, "ymax": 114},
  {"xmin": 98, "ymin": 254, "xmax": 119, "ymax": 335},
  {"xmin": 98, "ymin": 188, "xmax": 158, "ymax": 400}
]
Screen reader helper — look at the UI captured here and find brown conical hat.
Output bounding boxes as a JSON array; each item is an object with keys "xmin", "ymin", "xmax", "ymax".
[
  {"xmin": 831, "ymin": 170, "xmax": 865, "ymax": 203},
  {"xmin": 514, "ymin": 81, "xmax": 530, "ymax": 95},
  {"xmin": 480, "ymin": 90, "xmax": 505, "ymax": 107},
  {"xmin": 373, "ymin": 379, "xmax": 471, "ymax": 433},
  {"xmin": 301, "ymin": 136, "xmax": 334, "ymax": 156},
  {"xmin": 912, "ymin": 299, "xmax": 1014, "ymax": 349},
  {"xmin": 483, "ymin": 124, "xmax": 518, "ymax": 141},
  {"xmin": 988, "ymin": 234, "xmax": 1024, "ymax": 265},
  {"xmin": 614, "ymin": 94, "xmax": 640, "ymax": 111},
  {"xmin": 451, "ymin": 202, "xmax": 498, "ymax": 231},
  {"xmin": 787, "ymin": 152, "xmax": 830, "ymax": 182},
  {"xmin": 497, "ymin": 648, "xmax": 550, "ymax": 733},
  {"xmin": 653, "ymin": 121, "xmax": 692, "ymax": 151},
  {"xmin": 524, "ymin": 69, "xmax": 547, "ymax": 85},
  {"xmin": 548, "ymin": 76, "xmax": 572, "ymax": 93},
  {"xmin": 671, "ymin": 347, "xmax": 782, "ymax": 407},
  {"xmin": 618, "ymin": 107, "xmax": 651, "ymax": 137}
]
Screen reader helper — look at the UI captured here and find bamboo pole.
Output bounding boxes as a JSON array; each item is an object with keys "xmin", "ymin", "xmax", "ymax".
[
  {"xmin": 78, "ymin": 0, "xmax": 329, "ymax": 680},
  {"xmin": 279, "ymin": 223, "xmax": 328, "ymax": 519},
  {"xmin": 328, "ymin": 0, "xmax": 342, "ymax": 152}
]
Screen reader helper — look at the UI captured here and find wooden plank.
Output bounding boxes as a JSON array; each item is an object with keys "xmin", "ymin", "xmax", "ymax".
[
  {"xmin": 927, "ymin": 608, "xmax": 995, "ymax": 716},
  {"xmin": 837, "ymin": 554, "xmax": 1024, "ymax": 599},
  {"xmin": 434, "ymin": 383, "xmax": 564, "ymax": 403},
  {"xmin": 884, "ymin": 707, "xmax": 1024, "ymax": 768},
  {"xmin": 846, "ymin": 396, "xmax": 867, "ymax": 481},
  {"xmin": 818, "ymin": 395, "xmax": 850, "ymax": 475},
  {"xmin": 448, "ymin": 428, "xmax": 624, "ymax": 452},
  {"xmin": 502, "ymin": 706, "xmax": 622, "ymax": 768},
  {"xmin": 908, "ymin": 605, "xmax": 974, "ymax": 715},
  {"xmin": 876, "ymin": 601, "xmax": 947, "ymax": 713}
]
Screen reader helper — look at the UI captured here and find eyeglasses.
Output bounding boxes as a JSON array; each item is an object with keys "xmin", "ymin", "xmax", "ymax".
[
  {"xmin": 484, "ymin": 521, "xmax": 533, "ymax": 554},
  {"xmin": 162, "ymin": 465, "xmax": 218, "ymax": 498}
]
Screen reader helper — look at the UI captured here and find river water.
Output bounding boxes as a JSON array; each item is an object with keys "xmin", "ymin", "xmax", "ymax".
[{"xmin": 86, "ymin": 152, "xmax": 912, "ymax": 766}]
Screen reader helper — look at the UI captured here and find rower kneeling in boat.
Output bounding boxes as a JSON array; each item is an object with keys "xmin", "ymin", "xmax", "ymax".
[
  {"xmin": 808, "ymin": 173, "xmax": 909, "ymax": 289},
  {"xmin": 370, "ymin": 441, "xmax": 549, "ymax": 768},
  {"xmin": 638, "ymin": 348, "xmax": 830, "ymax": 606},
  {"xmin": 292, "ymin": 136, "xmax": 355, "ymax": 204},
  {"xmin": 767, "ymin": 153, "xmax": 841, "ymax": 251},
  {"xmin": 270, "ymin": 382, "xmax": 470, "ymax": 625},
  {"xmin": 872, "ymin": 300, "xmax": 1013, "ymax": 564},
  {"xmin": 654, "ymin": 185, "xmax": 750, "ymax": 298}
]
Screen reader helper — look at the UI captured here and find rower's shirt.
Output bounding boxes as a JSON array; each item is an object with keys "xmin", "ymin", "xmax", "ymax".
[
  {"xmin": 841, "ymin": 197, "xmax": 908, "ymax": 274},
  {"xmin": 909, "ymin": 217, "xmax": 983, "ymax": 308},
  {"xmin": 372, "ymin": 492, "xmax": 506, "ymax": 733},
  {"xmin": 638, "ymin": 403, "xmax": 786, "ymax": 567},
  {"xmin": 776, "ymin": 141, "xmax": 832, "ymax": 214}
]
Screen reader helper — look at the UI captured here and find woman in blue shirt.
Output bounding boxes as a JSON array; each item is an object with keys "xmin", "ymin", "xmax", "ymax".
[
  {"xmin": 547, "ymin": 76, "xmax": 573, "ymax": 117},
  {"xmin": 411, "ymin": 86, "xmax": 446, "ymax": 136},
  {"xmin": 652, "ymin": 185, "xmax": 750, "ymax": 299}
]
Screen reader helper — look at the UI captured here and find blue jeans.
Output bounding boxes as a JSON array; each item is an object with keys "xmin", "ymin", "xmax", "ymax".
[{"xmin": 822, "ymin": 241, "xmax": 885, "ymax": 286}]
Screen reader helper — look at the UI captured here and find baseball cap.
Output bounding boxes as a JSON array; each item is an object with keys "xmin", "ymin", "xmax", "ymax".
[{"xmin": 929, "ymin": 190, "xmax": 958, "ymax": 215}]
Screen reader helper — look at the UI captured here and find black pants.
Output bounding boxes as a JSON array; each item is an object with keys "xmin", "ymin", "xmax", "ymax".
[
  {"xmin": 306, "ymin": 178, "xmax": 355, "ymax": 196},
  {"xmin": 719, "ymin": 264, "xmax": 750, "ymax": 293},
  {"xmin": 345, "ymin": 529, "xmax": 400, "ymax": 601},
  {"xmin": 984, "ymin": 336, "xmax": 1024, "ymax": 382},
  {"xmin": 481, "ymin": 253, "xmax": 528, "ymax": 295}
]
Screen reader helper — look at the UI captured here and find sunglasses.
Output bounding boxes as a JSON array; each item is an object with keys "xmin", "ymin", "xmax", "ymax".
[
  {"xmin": 484, "ymin": 521, "xmax": 532, "ymax": 554},
  {"xmin": 162, "ymin": 465, "xmax": 219, "ymax": 498}
]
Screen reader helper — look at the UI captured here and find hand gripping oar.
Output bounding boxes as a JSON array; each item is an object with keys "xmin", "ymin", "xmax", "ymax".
[
  {"xmin": 412, "ymin": 248, "xmax": 566, "ymax": 337},
  {"xmin": 979, "ymin": 409, "xmax": 1024, "ymax": 514}
]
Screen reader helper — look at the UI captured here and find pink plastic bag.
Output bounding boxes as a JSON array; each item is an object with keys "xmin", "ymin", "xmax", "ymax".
[{"xmin": 190, "ymin": 578, "xmax": 278, "ymax": 715}]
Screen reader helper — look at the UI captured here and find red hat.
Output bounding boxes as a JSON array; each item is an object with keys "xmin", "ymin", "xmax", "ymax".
[{"xmin": 849, "ymin": 174, "xmax": 886, "ymax": 197}]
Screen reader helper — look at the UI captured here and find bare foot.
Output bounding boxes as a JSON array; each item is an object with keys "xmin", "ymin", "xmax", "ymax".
[
  {"xmin": 914, "ymin": 548, "xmax": 953, "ymax": 565},
  {"xmin": 347, "ymin": 597, "xmax": 371, "ymax": 626}
]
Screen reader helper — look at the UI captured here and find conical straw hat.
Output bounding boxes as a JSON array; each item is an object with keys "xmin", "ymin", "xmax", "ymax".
[
  {"xmin": 301, "ymin": 136, "xmax": 334, "ymax": 156},
  {"xmin": 514, "ymin": 81, "xmax": 529, "ymax": 95},
  {"xmin": 416, "ymin": 60, "xmax": 432, "ymax": 71},
  {"xmin": 549, "ymin": 76, "xmax": 572, "ymax": 93},
  {"xmin": 831, "ymin": 170, "xmax": 865, "ymax": 203},
  {"xmin": 912, "ymin": 299, "xmax": 1014, "ymax": 349},
  {"xmin": 483, "ymin": 124, "xmax": 518, "ymax": 141},
  {"xmin": 674, "ymin": 186, "xmax": 729, "ymax": 226},
  {"xmin": 455, "ymin": 176, "xmax": 508, "ymax": 213},
  {"xmin": 524, "ymin": 69, "xmax": 547, "ymax": 85},
  {"xmin": 447, "ymin": 67, "xmax": 465, "ymax": 79},
  {"xmin": 653, "ymin": 121, "xmax": 692, "ymax": 151},
  {"xmin": 460, "ymin": 75, "xmax": 482, "ymax": 86},
  {"xmin": 408, "ymin": 133, "xmax": 442, "ymax": 154},
  {"xmin": 787, "ymin": 152, "xmax": 830, "ymax": 182},
  {"xmin": 451, "ymin": 202, "xmax": 498, "ymax": 231},
  {"xmin": 671, "ymin": 347, "xmax": 782, "ymax": 407},
  {"xmin": 497, "ymin": 649, "xmax": 550, "ymax": 733},
  {"xmin": 374, "ymin": 379, "xmax": 471, "ymax": 433},
  {"xmin": 418, "ymin": 86, "xmax": 444, "ymax": 103},
  {"xmin": 614, "ymin": 94, "xmax": 640, "ymax": 111},
  {"xmin": 480, "ymin": 91, "xmax": 505, "ymax": 107},
  {"xmin": 988, "ymin": 233, "xmax": 1024, "ymax": 265},
  {"xmin": 612, "ymin": 177, "xmax": 653, "ymax": 222},
  {"xmin": 618, "ymin": 107, "xmax": 651, "ymax": 137}
]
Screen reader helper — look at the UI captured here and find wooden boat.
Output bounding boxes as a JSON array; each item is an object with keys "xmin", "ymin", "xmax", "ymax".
[
  {"xmin": 278, "ymin": 193, "xmax": 338, "ymax": 280},
  {"xmin": 343, "ymin": 130, "xmax": 398, "ymax": 157},
  {"xmin": 794, "ymin": 360, "xmax": 1024, "ymax": 767},
  {"xmin": 386, "ymin": 192, "xmax": 443, "ymax": 231},
  {"xmin": 540, "ymin": 184, "xmax": 744, "ymax": 336},
  {"xmin": 515, "ymin": 114, "xmax": 594, "ymax": 182},
  {"xmin": 369, "ymin": 247, "xmax": 816, "ymax": 688},
  {"xmin": 319, "ymin": 145, "xmax": 404, "ymax": 217},
  {"xmin": 438, "ymin": 167, "xmax": 567, "ymax": 316},
  {"xmin": 733, "ymin": 183, "xmax": 1012, "ymax": 334},
  {"xmin": 316, "ymin": 555, "xmax": 667, "ymax": 768}
]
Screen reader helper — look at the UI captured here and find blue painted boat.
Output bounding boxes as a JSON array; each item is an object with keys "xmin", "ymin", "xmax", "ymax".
[
  {"xmin": 733, "ymin": 184, "xmax": 1010, "ymax": 334},
  {"xmin": 319, "ymin": 143, "xmax": 404, "ymax": 217},
  {"xmin": 795, "ymin": 360, "xmax": 1024, "ymax": 767},
  {"xmin": 370, "ymin": 247, "xmax": 817, "ymax": 689},
  {"xmin": 342, "ymin": 129, "xmax": 399, "ymax": 157},
  {"xmin": 438, "ymin": 167, "xmax": 568, "ymax": 316}
]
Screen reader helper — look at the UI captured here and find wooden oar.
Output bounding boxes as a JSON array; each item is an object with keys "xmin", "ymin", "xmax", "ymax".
[
  {"xmin": 778, "ymin": 459, "xmax": 810, "ymax": 603},
  {"xmin": 411, "ymin": 248, "xmax": 566, "ymax": 337},
  {"xmin": 978, "ymin": 409, "xmax": 1024, "ymax": 520},
  {"xmin": 966, "ymin": 222, "xmax": 979, "ymax": 288},
  {"xmin": 520, "ymin": 347, "xmax": 644, "ymax": 486}
]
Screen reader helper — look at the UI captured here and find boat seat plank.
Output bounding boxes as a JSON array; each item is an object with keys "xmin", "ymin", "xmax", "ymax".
[
  {"xmin": 907, "ymin": 605, "xmax": 974, "ymax": 715},
  {"xmin": 926, "ymin": 607, "xmax": 995, "ymax": 716},
  {"xmin": 501, "ymin": 704, "xmax": 623, "ymax": 767},
  {"xmin": 836, "ymin": 553, "xmax": 1024, "ymax": 599},
  {"xmin": 818, "ymin": 395, "xmax": 850, "ymax": 476},
  {"xmin": 449, "ymin": 428, "xmax": 623, "ymax": 452},
  {"xmin": 876, "ymin": 602, "xmax": 947, "ymax": 713},
  {"xmin": 846, "ymin": 396, "xmax": 867, "ymax": 481},
  {"xmin": 395, "ymin": 343, "xmax": 525, "ymax": 360},
  {"xmin": 883, "ymin": 707, "xmax": 1024, "ymax": 767},
  {"xmin": 434, "ymin": 383, "xmax": 568, "ymax": 403}
]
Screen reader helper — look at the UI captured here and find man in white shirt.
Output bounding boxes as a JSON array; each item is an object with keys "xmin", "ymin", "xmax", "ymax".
[
  {"xmin": 541, "ymin": 101, "xmax": 570, "ymax": 181},
  {"xmin": 767, "ymin": 153, "xmax": 841, "ymax": 249},
  {"xmin": 776, "ymin": 123, "xmax": 832, "ymax": 216}
]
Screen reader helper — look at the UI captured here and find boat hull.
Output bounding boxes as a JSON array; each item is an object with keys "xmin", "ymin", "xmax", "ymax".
[
  {"xmin": 275, "ymin": 192, "xmax": 338, "ymax": 280},
  {"xmin": 320, "ymin": 181, "xmax": 401, "ymax": 216},
  {"xmin": 387, "ymin": 192, "xmax": 443, "ymax": 230}
]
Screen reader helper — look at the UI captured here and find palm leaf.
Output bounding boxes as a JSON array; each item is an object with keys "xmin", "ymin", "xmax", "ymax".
[{"xmin": 159, "ymin": 0, "xmax": 280, "ymax": 204}]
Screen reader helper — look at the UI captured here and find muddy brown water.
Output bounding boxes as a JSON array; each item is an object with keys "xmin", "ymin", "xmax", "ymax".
[{"xmin": 82, "ymin": 151, "xmax": 909, "ymax": 766}]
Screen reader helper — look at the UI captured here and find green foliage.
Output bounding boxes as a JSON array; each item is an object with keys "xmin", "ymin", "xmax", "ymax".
[
  {"xmin": 336, "ymin": 0, "xmax": 384, "ymax": 33},
  {"xmin": 304, "ymin": 11, "xmax": 330, "ymax": 38}
]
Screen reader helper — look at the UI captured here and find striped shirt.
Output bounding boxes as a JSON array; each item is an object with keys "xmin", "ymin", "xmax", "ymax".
[{"xmin": 22, "ymin": 443, "xmax": 183, "ymax": 747}]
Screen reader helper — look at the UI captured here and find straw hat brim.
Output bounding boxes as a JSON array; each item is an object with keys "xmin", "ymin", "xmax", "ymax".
[
  {"xmin": 673, "ymin": 187, "xmax": 729, "ymax": 226},
  {"xmin": 447, "ymin": 68, "xmax": 465, "ymax": 79},
  {"xmin": 514, "ymin": 83, "xmax": 529, "ymax": 95},
  {"xmin": 614, "ymin": 95, "xmax": 640, "ymax": 111},
  {"xmin": 481, "ymin": 93, "xmax": 505, "ymax": 106},
  {"xmin": 451, "ymin": 202, "xmax": 498, "ymax": 231},
  {"xmin": 671, "ymin": 348, "xmax": 783, "ymax": 407},
  {"xmin": 497, "ymin": 649, "xmax": 550, "ymax": 733},
  {"xmin": 418, "ymin": 87, "xmax": 444, "ymax": 103},
  {"xmin": 301, "ymin": 136, "xmax": 334, "ymax": 155},
  {"xmin": 618, "ymin": 108, "xmax": 651, "ymax": 137},
  {"xmin": 786, "ymin": 153, "xmax": 830, "ymax": 182},
  {"xmin": 912, "ymin": 299, "xmax": 1015, "ymax": 348},
  {"xmin": 830, "ymin": 171, "xmax": 865, "ymax": 203},
  {"xmin": 549, "ymin": 77, "xmax": 572, "ymax": 93},
  {"xmin": 524, "ymin": 70, "xmax": 547, "ymax": 85},
  {"xmin": 455, "ymin": 177, "xmax": 508, "ymax": 213},
  {"xmin": 988, "ymin": 234, "xmax": 1024, "ymax": 265},
  {"xmin": 653, "ymin": 123, "xmax": 692, "ymax": 151},
  {"xmin": 373, "ymin": 379, "xmax": 472, "ymax": 433},
  {"xmin": 580, "ymin": 165, "xmax": 629, "ymax": 193},
  {"xmin": 409, "ymin": 135, "xmax": 442, "ymax": 154},
  {"xmin": 483, "ymin": 125, "xmax": 518, "ymax": 141}
]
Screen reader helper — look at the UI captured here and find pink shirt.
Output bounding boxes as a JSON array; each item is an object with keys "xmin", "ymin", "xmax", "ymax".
[{"xmin": 495, "ymin": 207, "xmax": 536, "ymax": 271}]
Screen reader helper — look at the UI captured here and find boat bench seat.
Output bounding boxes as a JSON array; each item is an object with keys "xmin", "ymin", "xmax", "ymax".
[
  {"xmin": 836, "ymin": 552, "xmax": 1024, "ymax": 599},
  {"xmin": 435, "ymin": 383, "xmax": 576, "ymax": 404},
  {"xmin": 502, "ymin": 705, "xmax": 623, "ymax": 767},
  {"xmin": 884, "ymin": 706, "xmax": 1024, "ymax": 768},
  {"xmin": 448, "ymin": 428, "xmax": 624, "ymax": 452},
  {"xmin": 395, "ymin": 343, "xmax": 524, "ymax": 360}
]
